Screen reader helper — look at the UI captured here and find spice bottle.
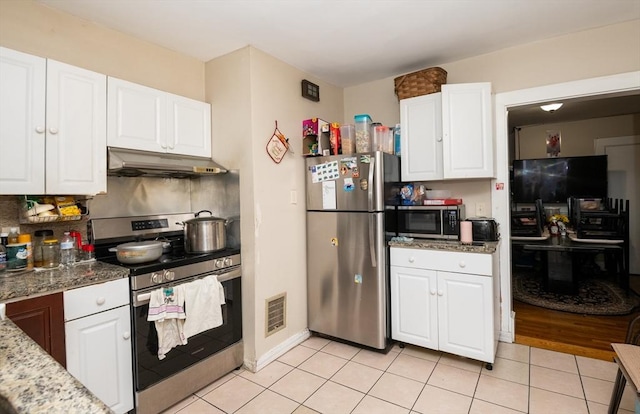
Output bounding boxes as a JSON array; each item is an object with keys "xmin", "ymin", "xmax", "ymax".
[
  {"xmin": 7, "ymin": 228, "xmax": 19, "ymax": 245},
  {"xmin": 0, "ymin": 243, "xmax": 6, "ymax": 274}
]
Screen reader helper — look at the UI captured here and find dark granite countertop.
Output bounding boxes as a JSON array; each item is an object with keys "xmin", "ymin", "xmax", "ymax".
[
  {"xmin": 0, "ymin": 261, "xmax": 128, "ymax": 413},
  {"xmin": 0, "ymin": 317, "xmax": 113, "ymax": 414},
  {"xmin": 0, "ymin": 260, "xmax": 129, "ymax": 303},
  {"xmin": 389, "ymin": 239, "xmax": 499, "ymax": 254}
]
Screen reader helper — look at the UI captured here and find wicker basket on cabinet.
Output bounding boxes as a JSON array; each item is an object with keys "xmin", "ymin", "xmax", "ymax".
[{"xmin": 394, "ymin": 67, "xmax": 447, "ymax": 100}]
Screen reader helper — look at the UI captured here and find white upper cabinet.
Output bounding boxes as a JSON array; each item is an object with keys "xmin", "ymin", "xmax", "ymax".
[
  {"xmin": 107, "ymin": 77, "xmax": 211, "ymax": 158},
  {"xmin": 400, "ymin": 92, "xmax": 443, "ymax": 181},
  {"xmin": 0, "ymin": 47, "xmax": 106, "ymax": 195},
  {"xmin": 400, "ymin": 82, "xmax": 494, "ymax": 181},
  {"xmin": 442, "ymin": 82, "xmax": 493, "ymax": 179}
]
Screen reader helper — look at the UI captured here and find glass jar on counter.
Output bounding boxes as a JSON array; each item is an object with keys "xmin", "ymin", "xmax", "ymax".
[
  {"xmin": 33, "ymin": 229, "xmax": 54, "ymax": 268},
  {"xmin": 41, "ymin": 239, "xmax": 60, "ymax": 268}
]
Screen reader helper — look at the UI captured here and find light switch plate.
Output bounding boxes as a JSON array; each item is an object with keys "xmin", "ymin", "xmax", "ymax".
[{"xmin": 476, "ymin": 202, "xmax": 486, "ymax": 216}]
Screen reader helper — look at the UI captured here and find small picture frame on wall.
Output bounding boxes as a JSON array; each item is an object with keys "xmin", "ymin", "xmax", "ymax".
[{"xmin": 546, "ymin": 130, "xmax": 561, "ymax": 157}]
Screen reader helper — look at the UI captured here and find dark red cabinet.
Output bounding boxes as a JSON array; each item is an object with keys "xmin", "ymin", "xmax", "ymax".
[{"xmin": 6, "ymin": 293, "xmax": 66, "ymax": 367}]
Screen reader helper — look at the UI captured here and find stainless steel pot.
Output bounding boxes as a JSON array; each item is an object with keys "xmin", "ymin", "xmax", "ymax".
[
  {"xmin": 180, "ymin": 210, "xmax": 228, "ymax": 253},
  {"xmin": 109, "ymin": 240, "xmax": 163, "ymax": 264}
]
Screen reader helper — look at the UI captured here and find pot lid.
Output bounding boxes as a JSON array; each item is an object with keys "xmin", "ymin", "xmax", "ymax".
[
  {"xmin": 116, "ymin": 240, "xmax": 164, "ymax": 250},
  {"xmin": 186, "ymin": 216, "xmax": 226, "ymax": 223}
]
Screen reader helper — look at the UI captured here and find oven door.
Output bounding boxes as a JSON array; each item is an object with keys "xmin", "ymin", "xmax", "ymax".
[
  {"xmin": 131, "ymin": 267, "xmax": 242, "ymax": 392},
  {"xmin": 396, "ymin": 206, "xmax": 444, "ymax": 238}
]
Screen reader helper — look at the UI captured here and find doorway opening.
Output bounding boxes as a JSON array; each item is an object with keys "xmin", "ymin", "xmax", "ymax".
[{"xmin": 492, "ymin": 71, "xmax": 640, "ymax": 359}]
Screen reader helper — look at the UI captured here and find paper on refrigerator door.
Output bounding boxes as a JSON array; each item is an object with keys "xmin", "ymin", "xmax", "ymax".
[
  {"xmin": 310, "ymin": 161, "xmax": 339, "ymax": 183},
  {"xmin": 322, "ymin": 181, "xmax": 337, "ymax": 209}
]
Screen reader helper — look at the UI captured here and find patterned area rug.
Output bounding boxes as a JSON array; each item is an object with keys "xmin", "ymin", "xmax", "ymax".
[{"xmin": 513, "ymin": 270, "xmax": 640, "ymax": 315}]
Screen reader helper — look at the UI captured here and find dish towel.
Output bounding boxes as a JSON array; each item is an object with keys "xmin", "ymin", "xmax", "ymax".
[
  {"xmin": 183, "ymin": 275, "xmax": 226, "ymax": 340},
  {"xmin": 147, "ymin": 285, "xmax": 187, "ymax": 360}
]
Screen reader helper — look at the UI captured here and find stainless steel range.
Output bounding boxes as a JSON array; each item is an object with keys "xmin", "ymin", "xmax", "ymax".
[{"xmin": 90, "ymin": 213, "xmax": 243, "ymax": 414}]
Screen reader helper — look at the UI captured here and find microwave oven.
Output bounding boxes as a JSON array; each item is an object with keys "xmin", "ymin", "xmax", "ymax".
[{"xmin": 395, "ymin": 205, "xmax": 465, "ymax": 240}]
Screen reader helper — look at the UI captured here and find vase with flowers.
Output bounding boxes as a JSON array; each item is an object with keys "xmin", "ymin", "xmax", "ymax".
[{"xmin": 547, "ymin": 214, "xmax": 569, "ymax": 236}]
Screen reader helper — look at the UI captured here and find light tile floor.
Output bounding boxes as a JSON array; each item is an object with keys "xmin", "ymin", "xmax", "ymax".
[{"xmin": 161, "ymin": 337, "xmax": 638, "ymax": 414}]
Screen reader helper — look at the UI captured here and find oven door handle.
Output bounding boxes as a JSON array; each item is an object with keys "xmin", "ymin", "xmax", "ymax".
[{"xmin": 133, "ymin": 267, "xmax": 242, "ymax": 306}]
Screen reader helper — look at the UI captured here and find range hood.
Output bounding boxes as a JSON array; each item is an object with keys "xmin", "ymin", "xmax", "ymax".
[{"xmin": 107, "ymin": 147, "xmax": 227, "ymax": 178}]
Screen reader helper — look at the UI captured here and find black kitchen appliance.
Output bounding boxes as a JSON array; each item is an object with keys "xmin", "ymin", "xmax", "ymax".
[
  {"xmin": 395, "ymin": 205, "xmax": 465, "ymax": 240},
  {"xmin": 90, "ymin": 213, "xmax": 242, "ymax": 414},
  {"xmin": 466, "ymin": 217, "xmax": 500, "ymax": 241}
]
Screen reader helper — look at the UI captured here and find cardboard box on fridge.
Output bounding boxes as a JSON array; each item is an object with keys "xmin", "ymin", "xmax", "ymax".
[
  {"xmin": 302, "ymin": 118, "xmax": 330, "ymax": 156},
  {"xmin": 303, "ymin": 118, "xmax": 329, "ymax": 137}
]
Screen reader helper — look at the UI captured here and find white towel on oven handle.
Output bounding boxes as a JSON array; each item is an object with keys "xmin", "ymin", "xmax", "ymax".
[
  {"xmin": 183, "ymin": 275, "xmax": 226, "ymax": 340},
  {"xmin": 147, "ymin": 286, "xmax": 187, "ymax": 360}
]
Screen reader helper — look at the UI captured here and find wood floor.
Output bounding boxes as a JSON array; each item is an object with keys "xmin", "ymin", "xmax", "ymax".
[{"xmin": 514, "ymin": 300, "xmax": 640, "ymax": 361}]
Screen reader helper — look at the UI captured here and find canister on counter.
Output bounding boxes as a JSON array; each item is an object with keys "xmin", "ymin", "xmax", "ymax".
[
  {"xmin": 33, "ymin": 229, "xmax": 54, "ymax": 268},
  {"xmin": 6, "ymin": 243, "xmax": 28, "ymax": 271},
  {"xmin": 17, "ymin": 234, "xmax": 33, "ymax": 270},
  {"xmin": 41, "ymin": 239, "xmax": 60, "ymax": 268}
]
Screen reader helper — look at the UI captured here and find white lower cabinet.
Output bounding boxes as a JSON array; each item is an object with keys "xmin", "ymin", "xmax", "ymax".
[
  {"xmin": 390, "ymin": 247, "xmax": 498, "ymax": 365},
  {"xmin": 64, "ymin": 278, "xmax": 133, "ymax": 414}
]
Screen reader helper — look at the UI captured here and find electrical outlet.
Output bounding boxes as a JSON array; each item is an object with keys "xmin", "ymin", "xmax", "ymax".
[
  {"xmin": 290, "ymin": 190, "xmax": 297, "ymax": 205},
  {"xmin": 476, "ymin": 202, "xmax": 486, "ymax": 217}
]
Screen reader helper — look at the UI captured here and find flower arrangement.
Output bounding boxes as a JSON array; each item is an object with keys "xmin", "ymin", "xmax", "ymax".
[{"xmin": 547, "ymin": 214, "xmax": 569, "ymax": 224}]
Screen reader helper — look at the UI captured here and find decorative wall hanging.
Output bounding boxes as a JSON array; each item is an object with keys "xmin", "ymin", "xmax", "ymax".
[
  {"xmin": 266, "ymin": 121, "xmax": 291, "ymax": 164},
  {"xmin": 546, "ymin": 130, "xmax": 561, "ymax": 157}
]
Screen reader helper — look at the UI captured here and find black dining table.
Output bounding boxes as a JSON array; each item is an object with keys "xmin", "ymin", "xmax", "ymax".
[{"xmin": 511, "ymin": 234, "xmax": 626, "ymax": 295}]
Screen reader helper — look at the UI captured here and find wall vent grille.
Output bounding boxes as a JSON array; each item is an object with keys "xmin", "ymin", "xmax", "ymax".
[{"xmin": 265, "ymin": 293, "xmax": 286, "ymax": 337}]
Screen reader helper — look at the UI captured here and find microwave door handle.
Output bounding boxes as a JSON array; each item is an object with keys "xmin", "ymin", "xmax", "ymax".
[
  {"xmin": 369, "ymin": 214, "xmax": 377, "ymax": 268},
  {"xmin": 367, "ymin": 155, "xmax": 375, "ymax": 211}
]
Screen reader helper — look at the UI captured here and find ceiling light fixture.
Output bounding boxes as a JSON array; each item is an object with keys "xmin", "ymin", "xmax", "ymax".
[{"xmin": 540, "ymin": 103, "xmax": 563, "ymax": 112}]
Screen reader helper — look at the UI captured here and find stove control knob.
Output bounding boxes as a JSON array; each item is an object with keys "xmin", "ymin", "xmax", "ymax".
[
  {"xmin": 215, "ymin": 259, "xmax": 224, "ymax": 269},
  {"xmin": 151, "ymin": 272, "xmax": 163, "ymax": 284},
  {"xmin": 223, "ymin": 257, "xmax": 232, "ymax": 267},
  {"xmin": 164, "ymin": 270, "xmax": 175, "ymax": 281}
]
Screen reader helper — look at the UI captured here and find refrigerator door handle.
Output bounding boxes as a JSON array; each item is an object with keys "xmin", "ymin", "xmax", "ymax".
[
  {"xmin": 369, "ymin": 214, "xmax": 377, "ymax": 268},
  {"xmin": 367, "ymin": 155, "xmax": 375, "ymax": 211}
]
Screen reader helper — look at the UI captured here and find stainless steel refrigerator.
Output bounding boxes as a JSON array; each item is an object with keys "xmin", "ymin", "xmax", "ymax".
[{"xmin": 305, "ymin": 151, "xmax": 400, "ymax": 350}]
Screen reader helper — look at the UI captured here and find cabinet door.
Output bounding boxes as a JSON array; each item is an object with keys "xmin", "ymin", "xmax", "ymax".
[
  {"xmin": 167, "ymin": 93, "xmax": 212, "ymax": 157},
  {"xmin": 46, "ymin": 60, "xmax": 107, "ymax": 195},
  {"xmin": 400, "ymin": 93, "xmax": 443, "ymax": 181},
  {"xmin": 6, "ymin": 292, "xmax": 66, "ymax": 367},
  {"xmin": 65, "ymin": 305, "xmax": 133, "ymax": 414},
  {"xmin": 437, "ymin": 271, "xmax": 493, "ymax": 363},
  {"xmin": 390, "ymin": 265, "xmax": 439, "ymax": 349},
  {"xmin": 107, "ymin": 77, "xmax": 166, "ymax": 152},
  {"xmin": 0, "ymin": 47, "xmax": 46, "ymax": 194},
  {"xmin": 441, "ymin": 83, "xmax": 493, "ymax": 179}
]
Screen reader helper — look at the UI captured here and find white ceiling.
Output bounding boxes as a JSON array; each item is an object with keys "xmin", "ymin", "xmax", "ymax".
[{"xmin": 37, "ymin": 0, "xmax": 640, "ymax": 88}]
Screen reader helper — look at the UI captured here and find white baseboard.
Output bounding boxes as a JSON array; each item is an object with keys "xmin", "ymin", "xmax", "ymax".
[{"xmin": 243, "ymin": 329, "xmax": 311, "ymax": 373}]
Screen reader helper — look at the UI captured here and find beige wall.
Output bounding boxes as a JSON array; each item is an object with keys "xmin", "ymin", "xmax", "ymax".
[
  {"xmin": 0, "ymin": 0, "xmax": 204, "ymax": 100},
  {"xmin": 344, "ymin": 19, "xmax": 640, "ymax": 214},
  {"xmin": 517, "ymin": 114, "xmax": 640, "ymax": 159},
  {"xmin": 206, "ymin": 47, "xmax": 344, "ymax": 365}
]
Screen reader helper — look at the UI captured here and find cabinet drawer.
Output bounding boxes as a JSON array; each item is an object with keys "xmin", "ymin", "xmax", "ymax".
[
  {"xmin": 64, "ymin": 278, "xmax": 129, "ymax": 321},
  {"xmin": 391, "ymin": 247, "xmax": 493, "ymax": 276}
]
